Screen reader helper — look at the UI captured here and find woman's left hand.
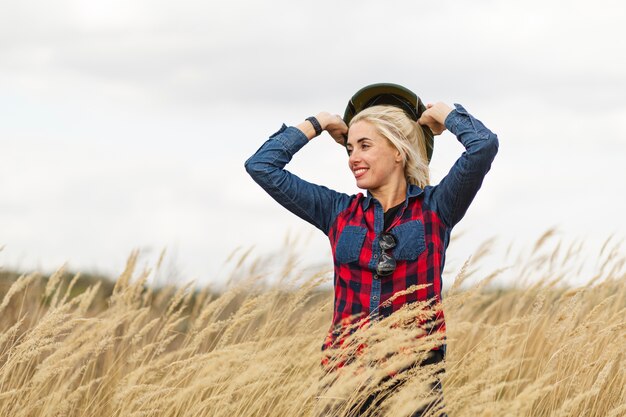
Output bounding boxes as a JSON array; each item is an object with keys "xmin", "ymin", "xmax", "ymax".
[{"xmin": 418, "ymin": 102, "xmax": 453, "ymax": 135}]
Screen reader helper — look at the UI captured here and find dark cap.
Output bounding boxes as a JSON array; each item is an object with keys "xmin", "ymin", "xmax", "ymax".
[{"xmin": 343, "ymin": 83, "xmax": 434, "ymax": 162}]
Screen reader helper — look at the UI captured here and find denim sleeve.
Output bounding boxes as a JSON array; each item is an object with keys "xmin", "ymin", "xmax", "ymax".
[
  {"xmin": 427, "ymin": 104, "xmax": 499, "ymax": 228},
  {"xmin": 244, "ymin": 124, "xmax": 352, "ymax": 235}
]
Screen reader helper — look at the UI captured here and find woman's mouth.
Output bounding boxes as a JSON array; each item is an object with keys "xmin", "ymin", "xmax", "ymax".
[{"xmin": 353, "ymin": 168, "xmax": 368, "ymax": 178}]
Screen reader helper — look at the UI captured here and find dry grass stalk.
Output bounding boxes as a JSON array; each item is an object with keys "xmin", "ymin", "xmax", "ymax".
[{"xmin": 0, "ymin": 235, "xmax": 624, "ymax": 416}]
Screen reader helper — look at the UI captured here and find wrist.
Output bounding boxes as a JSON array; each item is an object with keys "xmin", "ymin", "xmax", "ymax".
[
  {"xmin": 434, "ymin": 104, "xmax": 454, "ymax": 125},
  {"xmin": 315, "ymin": 112, "xmax": 332, "ymax": 130},
  {"xmin": 305, "ymin": 116, "xmax": 323, "ymax": 137}
]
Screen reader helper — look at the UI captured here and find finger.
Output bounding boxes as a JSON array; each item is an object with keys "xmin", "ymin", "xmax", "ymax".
[{"xmin": 426, "ymin": 103, "xmax": 433, "ymax": 109}]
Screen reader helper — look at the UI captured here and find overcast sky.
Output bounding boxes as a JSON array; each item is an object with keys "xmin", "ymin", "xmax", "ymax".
[{"xmin": 1, "ymin": 0, "xmax": 624, "ymax": 286}]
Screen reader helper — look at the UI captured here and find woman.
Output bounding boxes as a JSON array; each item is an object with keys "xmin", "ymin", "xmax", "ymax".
[{"xmin": 245, "ymin": 83, "xmax": 499, "ymax": 416}]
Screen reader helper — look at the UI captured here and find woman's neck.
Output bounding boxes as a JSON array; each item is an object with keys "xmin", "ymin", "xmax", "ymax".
[{"xmin": 370, "ymin": 181, "xmax": 407, "ymax": 212}]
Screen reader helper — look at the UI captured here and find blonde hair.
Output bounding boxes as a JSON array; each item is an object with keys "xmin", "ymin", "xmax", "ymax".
[{"xmin": 349, "ymin": 105, "xmax": 430, "ymax": 188}]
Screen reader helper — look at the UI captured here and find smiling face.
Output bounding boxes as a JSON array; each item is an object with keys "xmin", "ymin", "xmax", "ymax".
[{"xmin": 346, "ymin": 120, "xmax": 405, "ymax": 192}]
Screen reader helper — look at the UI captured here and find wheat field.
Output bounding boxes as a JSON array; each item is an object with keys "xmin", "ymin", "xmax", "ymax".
[{"xmin": 0, "ymin": 232, "xmax": 624, "ymax": 417}]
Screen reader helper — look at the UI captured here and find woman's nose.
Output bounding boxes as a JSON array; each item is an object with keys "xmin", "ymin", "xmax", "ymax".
[{"xmin": 349, "ymin": 150, "xmax": 359, "ymax": 166}]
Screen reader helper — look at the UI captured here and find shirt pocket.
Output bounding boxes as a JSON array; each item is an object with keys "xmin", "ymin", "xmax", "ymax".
[
  {"xmin": 335, "ymin": 225, "xmax": 367, "ymax": 264},
  {"xmin": 390, "ymin": 220, "xmax": 426, "ymax": 261}
]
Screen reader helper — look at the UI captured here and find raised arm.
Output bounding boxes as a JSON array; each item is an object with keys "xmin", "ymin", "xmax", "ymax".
[
  {"xmin": 419, "ymin": 103, "xmax": 499, "ymax": 228},
  {"xmin": 244, "ymin": 113, "xmax": 351, "ymax": 235}
]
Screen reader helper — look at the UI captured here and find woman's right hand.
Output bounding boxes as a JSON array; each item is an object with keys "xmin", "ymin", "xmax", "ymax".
[{"xmin": 317, "ymin": 112, "xmax": 349, "ymax": 145}]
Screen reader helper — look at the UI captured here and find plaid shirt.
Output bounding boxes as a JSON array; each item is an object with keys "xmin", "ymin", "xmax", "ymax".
[{"xmin": 245, "ymin": 104, "xmax": 498, "ymax": 365}]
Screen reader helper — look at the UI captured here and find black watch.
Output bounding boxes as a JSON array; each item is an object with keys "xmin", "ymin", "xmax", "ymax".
[{"xmin": 305, "ymin": 116, "xmax": 323, "ymax": 136}]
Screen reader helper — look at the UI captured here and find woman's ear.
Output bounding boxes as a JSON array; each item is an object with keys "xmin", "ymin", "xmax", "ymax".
[{"xmin": 395, "ymin": 149, "xmax": 403, "ymax": 163}]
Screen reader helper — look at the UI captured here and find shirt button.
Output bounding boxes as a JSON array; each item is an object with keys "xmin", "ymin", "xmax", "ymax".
[
  {"xmin": 373, "ymin": 253, "xmax": 378, "ymax": 259},
  {"xmin": 373, "ymin": 274, "xmax": 379, "ymax": 280},
  {"xmin": 372, "ymin": 296, "xmax": 379, "ymax": 301}
]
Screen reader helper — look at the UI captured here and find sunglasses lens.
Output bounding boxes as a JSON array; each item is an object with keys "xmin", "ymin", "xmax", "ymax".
[
  {"xmin": 379, "ymin": 233, "xmax": 397, "ymax": 251},
  {"xmin": 376, "ymin": 253, "xmax": 396, "ymax": 276}
]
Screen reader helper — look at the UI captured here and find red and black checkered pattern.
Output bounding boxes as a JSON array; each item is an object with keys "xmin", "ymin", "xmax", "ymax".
[{"xmin": 322, "ymin": 189, "xmax": 448, "ymax": 356}]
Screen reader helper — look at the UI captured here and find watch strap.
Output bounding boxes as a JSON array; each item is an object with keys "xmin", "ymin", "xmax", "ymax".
[{"xmin": 305, "ymin": 116, "xmax": 323, "ymax": 136}]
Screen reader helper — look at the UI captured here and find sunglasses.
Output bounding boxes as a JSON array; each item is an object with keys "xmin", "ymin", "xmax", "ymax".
[{"xmin": 376, "ymin": 232, "xmax": 397, "ymax": 276}]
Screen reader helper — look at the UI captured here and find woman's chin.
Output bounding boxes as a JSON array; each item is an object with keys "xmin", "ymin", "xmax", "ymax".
[{"xmin": 355, "ymin": 180, "xmax": 369, "ymax": 190}]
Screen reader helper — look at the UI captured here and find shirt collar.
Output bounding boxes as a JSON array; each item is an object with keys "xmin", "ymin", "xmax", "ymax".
[{"xmin": 362, "ymin": 183, "xmax": 424, "ymax": 210}]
